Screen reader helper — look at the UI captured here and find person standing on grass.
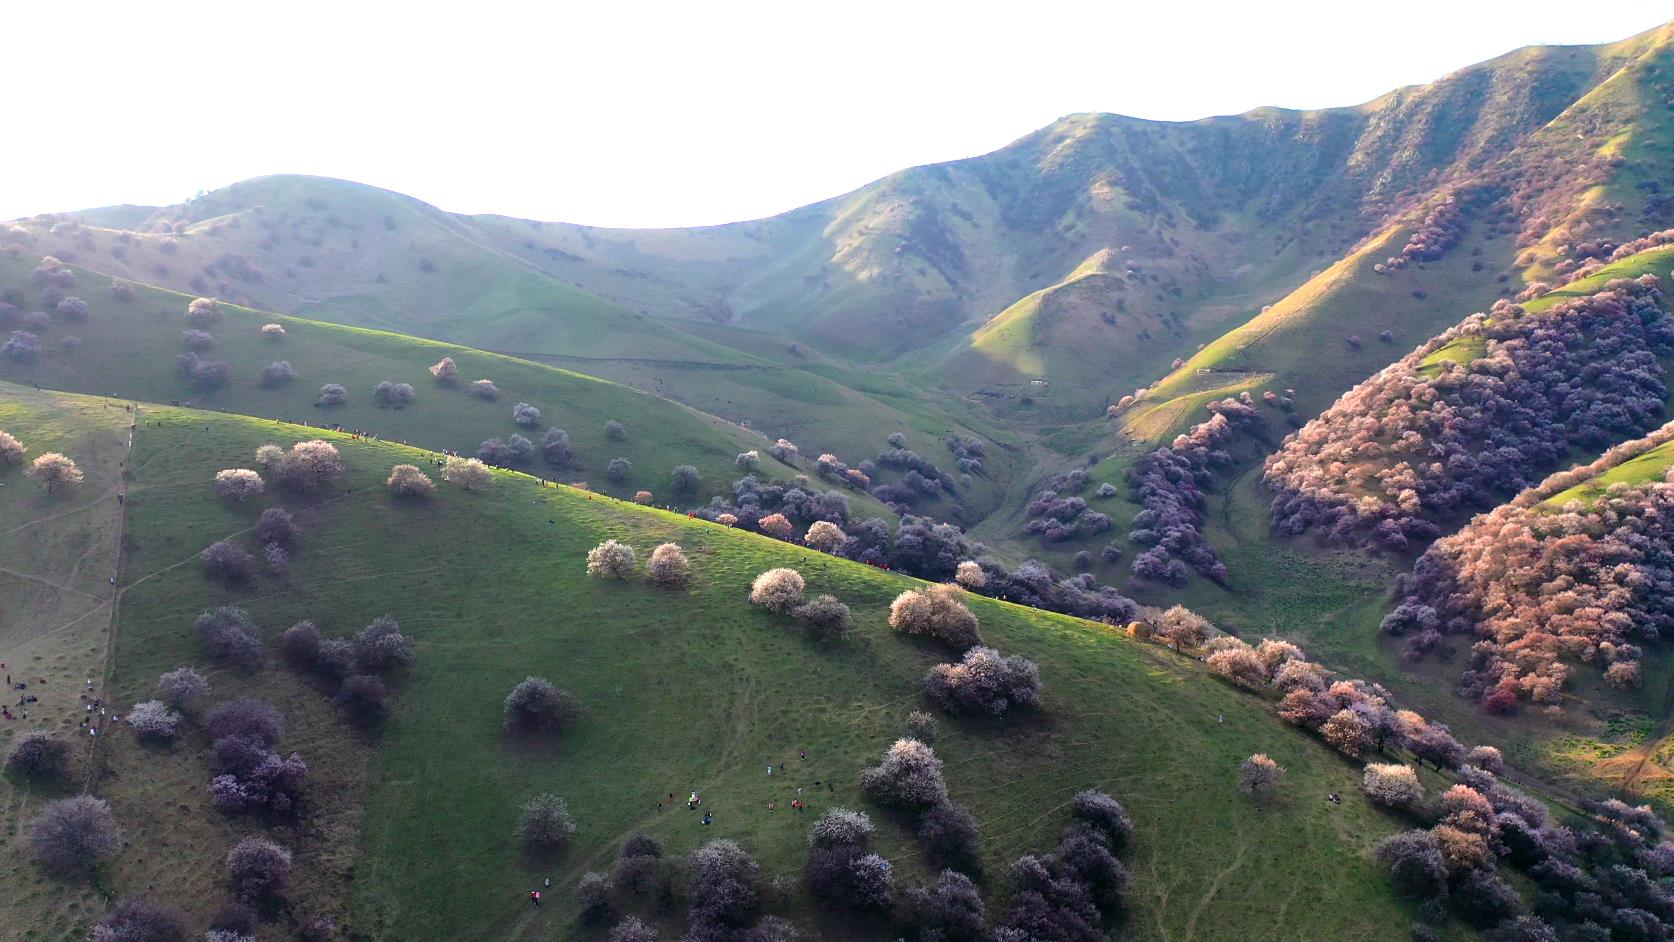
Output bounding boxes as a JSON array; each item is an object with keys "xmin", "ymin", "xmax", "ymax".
[{"xmin": 530, "ymin": 890, "xmax": 540, "ymax": 907}]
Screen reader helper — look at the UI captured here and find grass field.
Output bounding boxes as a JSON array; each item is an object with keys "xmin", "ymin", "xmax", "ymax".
[
  {"xmin": 0, "ymin": 384, "xmax": 1436, "ymax": 941},
  {"xmin": 0, "ymin": 388, "xmax": 131, "ymax": 941},
  {"xmin": 0, "ymin": 254, "xmax": 906, "ymax": 516}
]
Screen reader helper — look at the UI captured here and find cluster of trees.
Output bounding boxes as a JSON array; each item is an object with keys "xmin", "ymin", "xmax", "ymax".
[
  {"xmin": 476, "ymin": 434, "xmax": 535, "ymax": 467},
  {"xmin": 993, "ymin": 790, "xmax": 1134, "ymax": 941},
  {"xmin": 889, "ymin": 583, "xmax": 982, "ymax": 649},
  {"xmin": 860, "ymin": 737, "xmax": 984, "ymax": 877},
  {"xmin": 1024, "ymin": 469, "xmax": 1114, "ymax": 544},
  {"xmin": 254, "ymin": 440, "xmax": 345, "ymax": 493},
  {"xmin": 804, "ymin": 808, "xmax": 893, "ymax": 911},
  {"xmin": 177, "ymin": 349, "xmax": 232, "ymax": 390},
  {"xmin": 1373, "ymin": 764, "xmax": 1674, "ymax": 940},
  {"xmin": 1265, "ymin": 277, "xmax": 1674, "ymax": 549},
  {"xmin": 206, "ymin": 698, "xmax": 308, "ymax": 815},
  {"xmin": 944, "ymin": 434, "xmax": 986, "ymax": 475},
  {"xmin": 1129, "ymin": 398, "xmax": 1261, "ymax": 584},
  {"xmin": 202, "ymin": 502, "xmax": 299, "ymax": 583},
  {"xmin": 584, "ymin": 539, "xmax": 694, "ymax": 589},
  {"xmin": 1379, "ymin": 194, "xmax": 1468, "ymax": 270},
  {"xmin": 718, "ymin": 564, "xmax": 842, "ymax": 640},
  {"xmin": 1554, "ymin": 229, "xmax": 1674, "ymax": 285},
  {"xmin": 696, "ymin": 473, "xmax": 853, "ymax": 532},
  {"xmin": 924, "ymin": 646, "xmax": 1042, "ymax": 717},
  {"xmin": 2, "ymin": 329, "xmax": 42, "ymax": 360},
  {"xmin": 281, "ymin": 614, "xmax": 414, "ymax": 727},
  {"xmin": 1384, "ymin": 470, "xmax": 1674, "ymax": 710},
  {"xmin": 372, "ymin": 380, "xmax": 415, "ymax": 408},
  {"xmin": 870, "ymin": 444, "xmax": 958, "ymax": 510}
]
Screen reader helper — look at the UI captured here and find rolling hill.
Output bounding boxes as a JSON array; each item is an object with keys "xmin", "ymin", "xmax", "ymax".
[
  {"xmin": 0, "ymin": 383, "xmax": 1432, "ymax": 941},
  {"xmin": 0, "ymin": 250, "xmax": 928, "ymax": 521}
]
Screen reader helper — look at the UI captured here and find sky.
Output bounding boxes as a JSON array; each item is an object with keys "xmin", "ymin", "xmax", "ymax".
[{"xmin": 8, "ymin": 1, "xmax": 1670, "ymax": 228}]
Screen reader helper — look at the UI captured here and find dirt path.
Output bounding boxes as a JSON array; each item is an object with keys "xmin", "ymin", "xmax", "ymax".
[{"xmin": 1613, "ymin": 664, "xmax": 1674, "ymax": 798}]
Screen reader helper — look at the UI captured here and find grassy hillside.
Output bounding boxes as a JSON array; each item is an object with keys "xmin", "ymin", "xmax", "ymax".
[
  {"xmin": 0, "ymin": 384, "xmax": 1438, "ymax": 941},
  {"xmin": 0, "ymin": 252, "xmax": 910, "ymax": 514},
  {"xmin": 0, "ymin": 387, "xmax": 130, "ymax": 940},
  {"xmin": 3, "ymin": 213, "xmax": 1017, "ymax": 522}
]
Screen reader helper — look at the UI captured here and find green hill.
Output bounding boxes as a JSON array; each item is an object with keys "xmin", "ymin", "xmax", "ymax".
[
  {"xmin": 0, "ymin": 252, "xmax": 917, "ymax": 516},
  {"xmin": 0, "ymin": 383, "xmax": 1428, "ymax": 941}
]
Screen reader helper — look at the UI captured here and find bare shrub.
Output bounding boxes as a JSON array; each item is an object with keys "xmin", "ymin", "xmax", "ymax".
[
  {"xmin": 578, "ymin": 870, "xmax": 612, "ymax": 922},
  {"xmin": 954, "ymin": 560, "xmax": 986, "ymax": 590},
  {"xmin": 280, "ymin": 621, "xmax": 322, "ymax": 668},
  {"xmin": 1465, "ymin": 745, "xmax": 1505, "ymax": 775},
  {"xmin": 1070, "ymin": 789, "xmax": 1132, "ymax": 848},
  {"xmin": 226, "ymin": 835, "xmax": 292, "ymax": 904},
  {"xmin": 214, "ymin": 469, "xmax": 264, "ymax": 500},
  {"xmin": 859, "ymin": 738, "xmax": 947, "ymax": 810},
  {"xmin": 542, "ymin": 429, "xmax": 572, "ymax": 468},
  {"xmin": 918, "ymin": 801, "xmax": 982, "ymax": 873},
  {"xmin": 30, "ymin": 795, "xmax": 121, "ymax": 874},
  {"xmin": 186, "ymin": 297, "xmax": 222, "ymax": 326},
  {"xmin": 207, "ymin": 699, "xmax": 285, "ymax": 746},
  {"xmin": 93, "ymin": 898, "xmax": 189, "ymax": 942},
  {"xmin": 605, "ymin": 420, "xmax": 626, "ymax": 441},
  {"xmin": 587, "ymin": 540, "xmax": 638, "ymax": 580},
  {"xmin": 386, "ymin": 464, "xmax": 435, "ymax": 497},
  {"xmin": 255, "ymin": 507, "xmax": 297, "ymax": 546},
  {"xmin": 157, "ymin": 667, "xmax": 209, "ymax": 709},
  {"xmin": 264, "ymin": 440, "xmax": 344, "ymax": 493},
  {"xmin": 609, "ymin": 916, "xmax": 659, "ymax": 942},
  {"xmin": 259, "ymin": 361, "xmax": 297, "ymax": 387},
  {"xmin": 260, "ymin": 323, "xmax": 285, "ymax": 340},
  {"xmin": 443, "ymin": 456, "xmax": 493, "ymax": 491},
  {"xmin": 750, "ymin": 568, "xmax": 805, "ymax": 613},
  {"xmin": 6, "ymin": 731, "xmax": 72, "ymax": 778},
  {"xmin": 516, "ymin": 794, "xmax": 577, "ymax": 849},
  {"xmin": 470, "ymin": 379, "xmax": 498, "ymax": 399},
  {"xmin": 26, "ymin": 452, "xmax": 83, "ymax": 494},
  {"xmin": 903, "ymin": 710, "xmax": 939, "ymax": 743},
  {"xmin": 0, "ymin": 429, "xmax": 24, "ymax": 467},
  {"xmin": 606, "ymin": 457, "xmax": 632, "ymax": 484},
  {"xmin": 129, "ymin": 700, "xmax": 182, "ymax": 742},
  {"xmin": 793, "ymin": 595, "xmax": 851, "ymax": 640},
  {"xmin": 1363, "ymin": 763, "xmax": 1423, "ymax": 808},
  {"xmin": 671, "ymin": 465, "xmax": 700, "ymax": 497},
  {"xmin": 647, "ymin": 543, "xmax": 690, "ymax": 587},
  {"xmin": 354, "ymin": 615, "xmax": 414, "ymax": 672},
  {"xmin": 504, "ymin": 677, "xmax": 579, "ymax": 734},
  {"xmin": 687, "ymin": 839, "xmax": 760, "ymax": 933},
  {"xmin": 428, "ymin": 357, "xmax": 458, "ymax": 383},
  {"xmin": 316, "ymin": 384, "xmax": 347, "ymax": 407},
  {"xmin": 201, "ymin": 540, "xmax": 255, "ymax": 583},
  {"xmin": 889, "ymin": 584, "xmax": 981, "ymax": 649},
  {"xmin": 513, "ymin": 402, "xmax": 541, "ymax": 427},
  {"xmin": 373, "ymin": 381, "xmax": 415, "ymax": 408},
  {"xmin": 898, "ymin": 870, "xmax": 985, "ymax": 942},
  {"xmin": 1237, "ymin": 754, "xmax": 1283, "ymax": 801}
]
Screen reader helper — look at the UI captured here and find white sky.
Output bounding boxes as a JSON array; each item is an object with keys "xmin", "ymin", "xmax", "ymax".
[{"xmin": 8, "ymin": 1, "xmax": 1669, "ymax": 228}]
